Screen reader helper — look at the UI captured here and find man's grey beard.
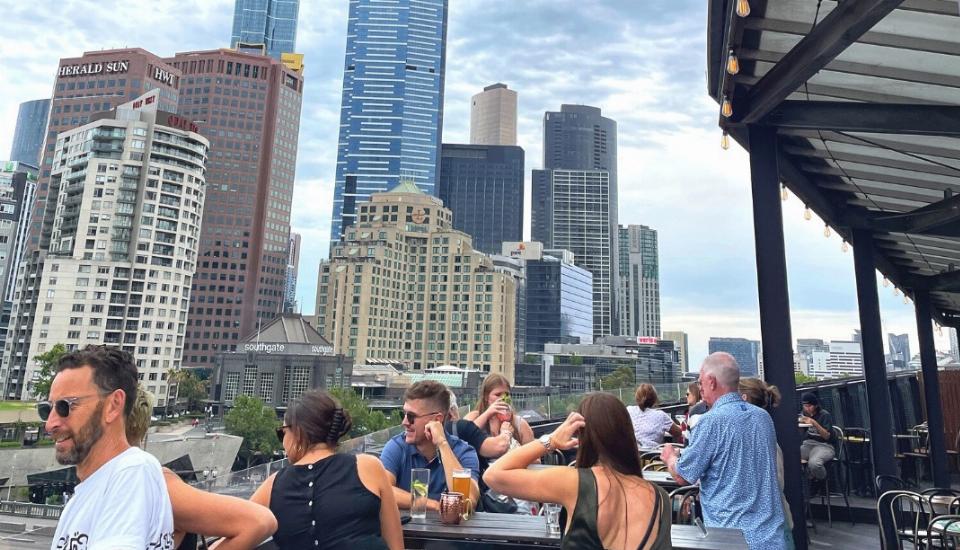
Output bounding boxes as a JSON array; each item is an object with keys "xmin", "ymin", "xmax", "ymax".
[{"xmin": 55, "ymin": 401, "xmax": 104, "ymax": 466}]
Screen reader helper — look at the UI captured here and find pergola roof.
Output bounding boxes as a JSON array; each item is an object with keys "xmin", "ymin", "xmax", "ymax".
[{"xmin": 709, "ymin": 0, "xmax": 960, "ymax": 326}]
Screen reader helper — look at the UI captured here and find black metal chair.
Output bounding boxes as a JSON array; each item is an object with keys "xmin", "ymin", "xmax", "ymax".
[
  {"xmin": 877, "ymin": 490, "xmax": 928, "ymax": 550},
  {"xmin": 926, "ymin": 515, "xmax": 960, "ymax": 549},
  {"xmin": 842, "ymin": 427, "xmax": 875, "ymax": 497},
  {"xmin": 921, "ymin": 488, "xmax": 960, "ymax": 518},
  {"xmin": 812, "ymin": 426, "xmax": 854, "ymax": 527},
  {"xmin": 668, "ymin": 485, "xmax": 701, "ymax": 525},
  {"xmin": 877, "ymin": 474, "xmax": 910, "ymax": 495}
]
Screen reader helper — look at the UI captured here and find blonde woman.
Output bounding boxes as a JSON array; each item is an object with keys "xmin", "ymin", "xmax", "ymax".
[{"xmin": 464, "ymin": 374, "xmax": 534, "ymax": 444}]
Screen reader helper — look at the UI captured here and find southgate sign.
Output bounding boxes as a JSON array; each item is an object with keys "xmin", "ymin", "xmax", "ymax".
[
  {"xmin": 242, "ymin": 342, "xmax": 336, "ymax": 356},
  {"xmin": 59, "ymin": 60, "xmax": 130, "ymax": 78}
]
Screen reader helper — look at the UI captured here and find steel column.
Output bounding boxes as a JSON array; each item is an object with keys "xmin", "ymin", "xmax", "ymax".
[
  {"xmin": 748, "ymin": 125, "xmax": 807, "ymax": 549},
  {"xmin": 851, "ymin": 229, "xmax": 898, "ymax": 477},
  {"xmin": 913, "ymin": 288, "xmax": 951, "ymax": 487}
]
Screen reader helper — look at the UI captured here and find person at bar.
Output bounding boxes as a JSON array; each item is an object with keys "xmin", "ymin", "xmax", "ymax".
[
  {"xmin": 250, "ymin": 390, "xmax": 403, "ymax": 550},
  {"xmin": 445, "ymin": 391, "xmax": 511, "ymax": 487},
  {"xmin": 126, "ymin": 387, "xmax": 277, "ymax": 550},
  {"xmin": 484, "ymin": 392, "xmax": 672, "ymax": 549},
  {"xmin": 660, "ymin": 352, "xmax": 786, "ymax": 550},
  {"xmin": 627, "ymin": 383, "xmax": 682, "ymax": 448},
  {"xmin": 379, "ymin": 381, "xmax": 480, "ymax": 510},
  {"xmin": 799, "ymin": 392, "xmax": 835, "ymax": 482}
]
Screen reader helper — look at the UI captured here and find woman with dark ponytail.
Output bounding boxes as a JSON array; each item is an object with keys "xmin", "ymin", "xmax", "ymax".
[{"xmin": 250, "ymin": 390, "xmax": 403, "ymax": 550}]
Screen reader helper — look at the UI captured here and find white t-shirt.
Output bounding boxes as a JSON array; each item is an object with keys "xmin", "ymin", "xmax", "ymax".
[{"xmin": 52, "ymin": 447, "xmax": 174, "ymax": 550}]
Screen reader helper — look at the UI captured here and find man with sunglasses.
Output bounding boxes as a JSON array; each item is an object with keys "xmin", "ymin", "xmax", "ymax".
[
  {"xmin": 379, "ymin": 380, "xmax": 480, "ymax": 511},
  {"xmin": 42, "ymin": 345, "xmax": 173, "ymax": 550}
]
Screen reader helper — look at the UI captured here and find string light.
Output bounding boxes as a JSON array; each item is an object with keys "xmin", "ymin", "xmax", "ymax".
[
  {"xmin": 736, "ymin": 0, "xmax": 751, "ymax": 17},
  {"xmin": 823, "ymin": 224, "xmax": 831, "ymax": 238},
  {"xmin": 721, "ymin": 95, "xmax": 733, "ymax": 118},
  {"xmin": 894, "ymin": 287, "xmax": 900, "ymax": 297},
  {"xmin": 882, "ymin": 277, "xmax": 890, "ymax": 288},
  {"xmin": 937, "ymin": 324, "xmax": 943, "ymax": 336},
  {"xmin": 721, "ymin": 131, "xmax": 730, "ymax": 150},
  {"xmin": 803, "ymin": 207, "xmax": 812, "ymax": 221},
  {"xmin": 726, "ymin": 49, "xmax": 740, "ymax": 75},
  {"xmin": 781, "ymin": 185, "xmax": 788, "ymax": 202},
  {"xmin": 841, "ymin": 241, "xmax": 849, "ymax": 253},
  {"xmin": 904, "ymin": 294, "xmax": 910, "ymax": 305}
]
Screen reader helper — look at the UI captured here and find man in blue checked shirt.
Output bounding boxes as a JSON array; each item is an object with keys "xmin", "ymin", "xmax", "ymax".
[{"xmin": 661, "ymin": 352, "xmax": 788, "ymax": 550}]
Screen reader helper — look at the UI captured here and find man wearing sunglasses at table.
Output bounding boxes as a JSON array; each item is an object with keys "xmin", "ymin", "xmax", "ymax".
[
  {"xmin": 39, "ymin": 345, "xmax": 173, "ymax": 550},
  {"xmin": 379, "ymin": 380, "xmax": 481, "ymax": 512}
]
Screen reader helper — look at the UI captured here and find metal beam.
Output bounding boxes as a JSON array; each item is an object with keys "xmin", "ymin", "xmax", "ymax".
[
  {"xmin": 865, "ymin": 193, "xmax": 960, "ymax": 236},
  {"xmin": 764, "ymin": 101, "xmax": 960, "ymax": 136},
  {"xmin": 748, "ymin": 125, "xmax": 808, "ymax": 550},
  {"xmin": 780, "ymin": 130, "xmax": 960, "ymax": 162},
  {"xmin": 738, "ymin": 0, "xmax": 907, "ymax": 124},
  {"xmin": 851, "ymin": 228, "xmax": 898, "ymax": 478},
  {"xmin": 913, "ymin": 289, "xmax": 952, "ymax": 487}
]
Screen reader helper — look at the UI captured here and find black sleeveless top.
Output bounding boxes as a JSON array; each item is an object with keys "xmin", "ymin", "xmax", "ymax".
[
  {"xmin": 269, "ymin": 454, "xmax": 386, "ymax": 550},
  {"xmin": 561, "ymin": 469, "xmax": 672, "ymax": 550}
]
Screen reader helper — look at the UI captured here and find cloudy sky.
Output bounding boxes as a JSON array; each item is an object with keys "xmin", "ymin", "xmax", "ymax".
[{"xmin": 0, "ymin": 0, "xmax": 949, "ymax": 370}]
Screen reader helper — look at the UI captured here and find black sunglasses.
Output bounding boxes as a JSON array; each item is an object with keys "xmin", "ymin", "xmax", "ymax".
[
  {"xmin": 276, "ymin": 425, "xmax": 289, "ymax": 443},
  {"xmin": 403, "ymin": 410, "xmax": 441, "ymax": 424},
  {"xmin": 37, "ymin": 394, "xmax": 101, "ymax": 421}
]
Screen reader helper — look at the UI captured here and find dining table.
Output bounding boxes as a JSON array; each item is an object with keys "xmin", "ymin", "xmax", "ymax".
[{"xmin": 402, "ymin": 511, "xmax": 748, "ymax": 549}]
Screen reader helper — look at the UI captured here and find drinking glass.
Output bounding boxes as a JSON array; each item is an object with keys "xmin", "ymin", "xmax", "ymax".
[
  {"xmin": 452, "ymin": 468, "xmax": 473, "ymax": 519},
  {"xmin": 543, "ymin": 503, "xmax": 562, "ymax": 536},
  {"xmin": 410, "ymin": 468, "xmax": 429, "ymax": 520}
]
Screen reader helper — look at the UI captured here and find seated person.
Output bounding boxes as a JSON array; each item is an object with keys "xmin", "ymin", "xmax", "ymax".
[
  {"xmin": 444, "ymin": 391, "xmax": 511, "ymax": 490},
  {"xmin": 627, "ymin": 384, "xmax": 682, "ymax": 448},
  {"xmin": 379, "ymin": 381, "xmax": 480, "ymax": 511},
  {"xmin": 799, "ymin": 392, "xmax": 835, "ymax": 481},
  {"xmin": 464, "ymin": 374, "xmax": 535, "ymax": 445}
]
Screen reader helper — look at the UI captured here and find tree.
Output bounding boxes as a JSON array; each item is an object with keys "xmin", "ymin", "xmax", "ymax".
[
  {"xmin": 32, "ymin": 344, "xmax": 68, "ymax": 399},
  {"xmin": 168, "ymin": 368, "xmax": 208, "ymax": 411},
  {"xmin": 795, "ymin": 372, "xmax": 818, "ymax": 385},
  {"xmin": 328, "ymin": 387, "xmax": 402, "ymax": 438},
  {"xmin": 599, "ymin": 366, "xmax": 636, "ymax": 391},
  {"xmin": 224, "ymin": 395, "xmax": 282, "ymax": 468}
]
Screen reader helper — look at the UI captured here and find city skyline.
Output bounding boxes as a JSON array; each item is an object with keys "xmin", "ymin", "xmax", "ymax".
[{"xmin": 0, "ymin": 0, "xmax": 948, "ymax": 368}]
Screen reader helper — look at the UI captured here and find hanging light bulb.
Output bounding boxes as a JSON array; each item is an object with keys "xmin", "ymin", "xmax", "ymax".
[
  {"xmin": 841, "ymin": 241, "xmax": 849, "ymax": 253},
  {"xmin": 781, "ymin": 184, "xmax": 788, "ymax": 202},
  {"xmin": 937, "ymin": 324, "xmax": 943, "ymax": 336},
  {"xmin": 904, "ymin": 294, "xmax": 910, "ymax": 305},
  {"xmin": 726, "ymin": 49, "xmax": 740, "ymax": 75},
  {"xmin": 721, "ymin": 131, "xmax": 730, "ymax": 150},
  {"xmin": 882, "ymin": 276, "xmax": 890, "ymax": 288},
  {"xmin": 721, "ymin": 95, "xmax": 733, "ymax": 118},
  {"xmin": 736, "ymin": 0, "xmax": 751, "ymax": 17},
  {"xmin": 803, "ymin": 207, "xmax": 812, "ymax": 221},
  {"xmin": 894, "ymin": 287, "xmax": 900, "ymax": 297},
  {"xmin": 823, "ymin": 224, "xmax": 831, "ymax": 238}
]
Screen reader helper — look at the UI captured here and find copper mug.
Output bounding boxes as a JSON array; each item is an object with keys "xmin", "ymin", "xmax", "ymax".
[{"xmin": 439, "ymin": 492, "xmax": 464, "ymax": 525}]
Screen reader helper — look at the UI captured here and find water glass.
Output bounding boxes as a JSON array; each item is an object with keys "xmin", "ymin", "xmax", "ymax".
[
  {"xmin": 410, "ymin": 468, "xmax": 429, "ymax": 520},
  {"xmin": 543, "ymin": 503, "xmax": 562, "ymax": 536}
]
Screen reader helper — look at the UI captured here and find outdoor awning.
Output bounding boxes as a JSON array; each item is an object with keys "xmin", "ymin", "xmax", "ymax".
[{"xmin": 709, "ymin": 0, "xmax": 960, "ymax": 326}]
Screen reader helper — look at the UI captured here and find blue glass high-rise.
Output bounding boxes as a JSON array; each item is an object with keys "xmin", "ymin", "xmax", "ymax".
[
  {"xmin": 230, "ymin": 0, "xmax": 299, "ymax": 60},
  {"xmin": 329, "ymin": 0, "xmax": 449, "ymax": 242},
  {"xmin": 9, "ymin": 99, "xmax": 50, "ymax": 166}
]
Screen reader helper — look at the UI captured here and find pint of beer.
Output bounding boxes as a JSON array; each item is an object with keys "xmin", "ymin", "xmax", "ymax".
[{"xmin": 452, "ymin": 469, "xmax": 473, "ymax": 519}]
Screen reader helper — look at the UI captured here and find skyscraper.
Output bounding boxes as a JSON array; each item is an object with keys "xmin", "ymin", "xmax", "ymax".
[
  {"xmin": 533, "ymin": 104, "xmax": 619, "ymax": 339},
  {"xmin": 0, "ymin": 161, "xmax": 38, "ymax": 372},
  {"xmin": 618, "ymin": 224, "xmax": 661, "ymax": 338},
  {"xmin": 708, "ymin": 337, "xmax": 761, "ymax": 377},
  {"xmin": 888, "ymin": 333, "xmax": 910, "ymax": 371},
  {"xmin": 438, "ymin": 144, "xmax": 524, "ymax": 255},
  {"xmin": 165, "ymin": 49, "xmax": 304, "ymax": 369},
  {"xmin": 524, "ymin": 248, "xmax": 594, "ymax": 353},
  {"xmin": 315, "ymin": 183, "xmax": 516, "ymax": 380},
  {"xmin": 284, "ymin": 232, "xmax": 301, "ymax": 312},
  {"xmin": 230, "ymin": 0, "xmax": 300, "ymax": 60},
  {"xmin": 10, "ymin": 99, "xmax": 50, "ymax": 166},
  {"xmin": 662, "ymin": 330, "xmax": 688, "ymax": 373},
  {"xmin": 532, "ymin": 169, "xmax": 616, "ymax": 340},
  {"xmin": 470, "ymin": 83, "xmax": 517, "ymax": 146},
  {"xmin": 2, "ymin": 93, "xmax": 208, "ymax": 402},
  {"xmin": 329, "ymin": 0, "xmax": 450, "ymax": 242}
]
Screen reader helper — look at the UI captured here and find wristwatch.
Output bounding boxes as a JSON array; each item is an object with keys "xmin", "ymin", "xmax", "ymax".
[{"xmin": 538, "ymin": 433, "xmax": 554, "ymax": 452}]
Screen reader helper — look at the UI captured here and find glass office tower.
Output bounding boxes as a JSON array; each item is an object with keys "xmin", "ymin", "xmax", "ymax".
[
  {"xmin": 329, "ymin": 0, "xmax": 449, "ymax": 242},
  {"xmin": 230, "ymin": 0, "xmax": 300, "ymax": 60}
]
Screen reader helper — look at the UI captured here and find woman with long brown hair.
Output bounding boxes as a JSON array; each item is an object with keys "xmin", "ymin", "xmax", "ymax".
[
  {"xmin": 464, "ymin": 373, "xmax": 534, "ymax": 445},
  {"xmin": 484, "ymin": 393, "xmax": 671, "ymax": 550}
]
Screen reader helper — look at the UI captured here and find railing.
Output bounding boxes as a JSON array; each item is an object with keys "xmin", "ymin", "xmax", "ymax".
[{"xmin": 0, "ymin": 500, "xmax": 63, "ymax": 519}]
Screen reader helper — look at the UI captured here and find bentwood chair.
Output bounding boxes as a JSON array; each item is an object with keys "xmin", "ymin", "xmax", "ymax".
[
  {"xmin": 668, "ymin": 486, "xmax": 701, "ymax": 525},
  {"xmin": 877, "ymin": 490, "xmax": 931, "ymax": 550}
]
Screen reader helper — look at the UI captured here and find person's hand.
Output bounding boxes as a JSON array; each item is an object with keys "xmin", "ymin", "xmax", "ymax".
[
  {"xmin": 425, "ymin": 421, "xmax": 447, "ymax": 447},
  {"xmin": 483, "ymin": 400, "xmax": 511, "ymax": 420},
  {"xmin": 549, "ymin": 412, "xmax": 585, "ymax": 451},
  {"xmin": 660, "ymin": 443, "xmax": 678, "ymax": 465},
  {"xmin": 499, "ymin": 420, "xmax": 515, "ymax": 437},
  {"xmin": 798, "ymin": 415, "xmax": 812, "ymax": 426}
]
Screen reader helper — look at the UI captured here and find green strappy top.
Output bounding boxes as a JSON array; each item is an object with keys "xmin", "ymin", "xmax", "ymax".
[{"xmin": 560, "ymin": 469, "xmax": 672, "ymax": 550}]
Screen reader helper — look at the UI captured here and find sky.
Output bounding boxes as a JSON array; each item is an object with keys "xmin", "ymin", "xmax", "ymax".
[{"xmin": 0, "ymin": 0, "xmax": 950, "ymax": 371}]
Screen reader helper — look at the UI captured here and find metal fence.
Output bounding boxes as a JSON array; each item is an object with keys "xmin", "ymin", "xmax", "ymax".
[{"xmin": 0, "ymin": 500, "xmax": 62, "ymax": 519}]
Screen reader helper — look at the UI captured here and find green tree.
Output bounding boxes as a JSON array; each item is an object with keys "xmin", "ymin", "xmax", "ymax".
[
  {"xmin": 224, "ymin": 395, "xmax": 282, "ymax": 468},
  {"xmin": 795, "ymin": 372, "xmax": 818, "ymax": 385},
  {"xmin": 599, "ymin": 366, "xmax": 636, "ymax": 391},
  {"xmin": 329, "ymin": 387, "xmax": 403, "ymax": 438},
  {"xmin": 32, "ymin": 344, "xmax": 68, "ymax": 399},
  {"xmin": 168, "ymin": 369, "xmax": 208, "ymax": 412}
]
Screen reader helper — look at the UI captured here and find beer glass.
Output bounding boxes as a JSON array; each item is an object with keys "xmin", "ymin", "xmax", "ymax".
[{"xmin": 451, "ymin": 468, "xmax": 473, "ymax": 520}]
